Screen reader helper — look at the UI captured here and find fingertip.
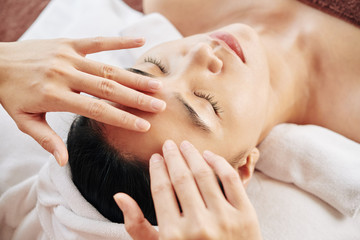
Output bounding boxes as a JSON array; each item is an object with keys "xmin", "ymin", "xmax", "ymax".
[
  {"xmin": 135, "ymin": 119, "xmax": 151, "ymax": 131},
  {"xmin": 148, "ymin": 79, "xmax": 163, "ymax": 92},
  {"xmin": 150, "ymin": 153, "xmax": 163, "ymax": 163},
  {"xmin": 179, "ymin": 140, "xmax": 193, "ymax": 151},
  {"xmin": 151, "ymin": 99, "xmax": 166, "ymax": 112},
  {"xmin": 163, "ymin": 139, "xmax": 177, "ymax": 151},
  {"xmin": 54, "ymin": 149, "xmax": 68, "ymax": 167},
  {"xmin": 113, "ymin": 192, "xmax": 121, "ymax": 200},
  {"xmin": 203, "ymin": 150, "xmax": 215, "ymax": 161},
  {"xmin": 134, "ymin": 37, "xmax": 145, "ymax": 44},
  {"xmin": 113, "ymin": 193, "xmax": 126, "ymax": 210}
]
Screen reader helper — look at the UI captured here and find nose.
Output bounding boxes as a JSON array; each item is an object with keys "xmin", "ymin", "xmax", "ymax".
[{"xmin": 188, "ymin": 42, "xmax": 223, "ymax": 74}]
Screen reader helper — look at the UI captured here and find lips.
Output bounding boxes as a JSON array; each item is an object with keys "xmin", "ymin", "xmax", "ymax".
[{"xmin": 210, "ymin": 31, "xmax": 245, "ymax": 63}]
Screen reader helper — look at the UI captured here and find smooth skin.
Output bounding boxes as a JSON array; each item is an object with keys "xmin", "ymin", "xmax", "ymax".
[
  {"xmin": 114, "ymin": 140, "xmax": 262, "ymax": 240},
  {"xmin": 0, "ymin": 37, "xmax": 166, "ymax": 165}
]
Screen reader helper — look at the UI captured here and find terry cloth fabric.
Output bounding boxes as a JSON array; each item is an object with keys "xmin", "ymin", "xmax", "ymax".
[
  {"xmin": 297, "ymin": 0, "xmax": 360, "ymax": 27},
  {"xmin": 0, "ymin": 160, "xmax": 134, "ymax": 240},
  {"xmin": 256, "ymin": 124, "xmax": 360, "ymax": 218}
]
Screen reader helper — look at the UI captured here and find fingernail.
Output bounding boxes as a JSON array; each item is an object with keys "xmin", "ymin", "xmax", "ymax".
[
  {"xmin": 150, "ymin": 153, "xmax": 163, "ymax": 163},
  {"xmin": 134, "ymin": 37, "xmax": 145, "ymax": 44},
  {"xmin": 148, "ymin": 80, "xmax": 162, "ymax": 91},
  {"xmin": 151, "ymin": 99, "xmax": 166, "ymax": 111},
  {"xmin": 203, "ymin": 150, "xmax": 215, "ymax": 159},
  {"xmin": 113, "ymin": 194, "xmax": 125, "ymax": 210},
  {"xmin": 54, "ymin": 151, "xmax": 62, "ymax": 166},
  {"xmin": 180, "ymin": 140, "xmax": 193, "ymax": 150},
  {"xmin": 163, "ymin": 140, "xmax": 177, "ymax": 151},
  {"xmin": 135, "ymin": 119, "xmax": 150, "ymax": 131}
]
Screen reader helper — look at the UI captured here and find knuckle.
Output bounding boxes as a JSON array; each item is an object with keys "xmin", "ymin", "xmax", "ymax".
[
  {"xmin": 41, "ymin": 85, "xmax": 57, "ymax": 100},
  {"xmin": 117, "ymin": 37, "xmax": 128, "ymax": 46},
  {"xmin": 36, "ymin": 84, "xmax": 59, "ymax": 107},
  {"xmin": 124, "ymin": 224, "xmax": 137, "ymax": 235},
  {"xmin": 43, "ymin": 60, "xmax": 68, "ymax": 79},
  {"xmin": 151, "ymin": 181, "xmax": 172, "ymax": 195},
  {"xmin": 16, "ymin": 122, "xmax": 28, "ymax": 134},
  {"xmin": 88, "ymin": 101, "xmax": 106, "ymax": 118},
  {"xmin": 98, "ymin": 79, "xmax": 115, "ymax": 98},
  {"xmin": 101, "ymin": 65, "xmax": 115, "ymax": 79},
  {"xmin": 189, "ymin": 226, "xmax": 212, "ymax": 239},
  {"xmin": 119, "ymin": 113, "xmax": 131, "ymax": 127},
  {"xmin": 125, "ymin": 217, "xmax": 145, "ymax": 235},
  {"xmin": 161, "ymin": 229, "xmax": 182, "ymax": 240},
  {"xmin": 52, "ymin": 42, "xmax": 73, "ymax": 59},
  {"xmin": 38, "ymin": 135, "xmax": 53, "ymax": 151},
  {"xmin": 133, "ymin": 75, "xmax": 145, "ymax": 89},
  {"xmin": 218, "ymin": 217, "xmax": 232, "ymax": 232},
  {"xmin": 135, "ymin": 93, "xmax": 147, "ymax": 107},
  {"xmin": 92, "ymin": 37, "xmax": 104, "ymax": 49},
  {"xmin": 60, "ymin": 38, "xmax": 74, "ymax": 48},
  {"xmin": 172, "ymin": 172, "xmax": 191, "ymax": 186},
  {"xmin": 221, "ymin": 170, "xmax": 240, "ymax": 184},
  {"xmin": 164, "ymin": 147, "xmax": 180, "ymax": 159},
  {"xmin": 193, "ymin": 168, "xmax": 213, "ymax": 181}
]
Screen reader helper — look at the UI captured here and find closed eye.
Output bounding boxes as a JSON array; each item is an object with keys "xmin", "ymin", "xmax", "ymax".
[
  {"xmin": 144, "ymin": 56, "xmax": 168, "ymax": 74},
  {"xmin": 194, "ymin": 91, "xmax": 223, "ymax": 116}
]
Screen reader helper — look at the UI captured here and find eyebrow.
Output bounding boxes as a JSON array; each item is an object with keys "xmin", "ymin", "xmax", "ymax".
[
  {"xmin": 126, "ymin": 67, "xmax": 156, "ymax": 78},
  {"xmin": 127, "ymin": 68, "xmax": 211, "ymax": 133},
  {"xmin": 174, "ymin": 93, "xmax": 212, "ymax": 133}
]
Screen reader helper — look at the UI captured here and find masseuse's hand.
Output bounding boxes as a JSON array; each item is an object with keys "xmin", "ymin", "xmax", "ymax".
[
  {"xmin": 114, "ymin": 140, "xmax": 263, "ymax": 240},
  {"xmin": 0, "ymin": 37, "xmax": 166, "ymax": 165}
]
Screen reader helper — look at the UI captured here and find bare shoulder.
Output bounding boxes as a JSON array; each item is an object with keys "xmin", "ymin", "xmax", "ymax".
[{"xmin": 300, "ymin": 2, "xmax": 360, "ymax": 144}]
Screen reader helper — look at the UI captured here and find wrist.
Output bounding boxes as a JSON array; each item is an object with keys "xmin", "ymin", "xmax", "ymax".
[{"xmin": 0, "ymin": 42, "xmax": 12, "ymax": 104}]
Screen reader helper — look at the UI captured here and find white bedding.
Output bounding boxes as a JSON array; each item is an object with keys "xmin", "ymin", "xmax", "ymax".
[{"xmin": 1, "ymin": 0, "xmax": 359, "ymax": 239}]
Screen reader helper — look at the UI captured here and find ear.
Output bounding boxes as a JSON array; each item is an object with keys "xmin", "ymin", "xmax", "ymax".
[{"xmin": 237, "ymin": 148, "xmax": 260, "ymax": 187}]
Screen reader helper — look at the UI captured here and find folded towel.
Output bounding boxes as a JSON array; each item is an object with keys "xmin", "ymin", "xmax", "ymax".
[
  {"xmin": 256, "ymin": 124, "xmax": 360, "ymax": 217},
  {"xmin": 0, "ymin": 160, "xmax": 134, "ymax": 240},
  {"xmin": 247, "ymin": 172, "xmax": 360, "ymax": 240}
]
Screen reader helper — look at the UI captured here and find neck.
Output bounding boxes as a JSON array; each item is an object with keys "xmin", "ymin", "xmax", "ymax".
[
  {"xmin": 241, "ymin": 1, "xmax": 318, "ymax": 143},
  {"xmin": 256, "ymin": 1, "xmax": 360, "ymax": 143}
]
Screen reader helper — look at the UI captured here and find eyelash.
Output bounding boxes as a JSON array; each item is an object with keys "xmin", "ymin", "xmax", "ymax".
[
  {"xmin": 144, "ymin": 57, "xmax": 221, "ymax": 115},
  {"xmin": 144, "ymin": 56, "xmax": 168, "ymax": 73},
  {"xmin": 194, "ymin": 91, "xmax": 223, "ymax": 115}
]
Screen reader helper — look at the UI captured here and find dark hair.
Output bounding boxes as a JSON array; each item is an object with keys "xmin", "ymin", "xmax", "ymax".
[{"xmin": 67, "ymin": 116, "xmax": 157, "ymax": 225}]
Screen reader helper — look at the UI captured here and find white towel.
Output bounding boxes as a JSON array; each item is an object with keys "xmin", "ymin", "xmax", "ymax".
[
  {"xmin": 2, "ymin": 126, "xmax": 359, "ymax": 240},
  {"xmin": 1, "ymin": 0, "xmax": 360, "ymax": 238},
  {"xmin": 256, "ymin": 124, "xmax": 360, "ymax": 217},
  {"xmin": 0, "ymin": 160, "xmax": 133, "ymax": 240},
  {"xmin": 247, "ymin": 172, "xmax": 360, "ymax": 240}
]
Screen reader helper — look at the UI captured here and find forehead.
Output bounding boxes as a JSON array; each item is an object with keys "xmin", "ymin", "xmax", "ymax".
[
  {"xmin": 103, "ymin": 103, "xmax": 203, "ymax": 161},
  {"xmin": 102, "ymin": 96, "xmax": 248, "ymax": 163},
  {"xmin": 137, "ymin": 35, "xmax": 202, "ymax": 59}
]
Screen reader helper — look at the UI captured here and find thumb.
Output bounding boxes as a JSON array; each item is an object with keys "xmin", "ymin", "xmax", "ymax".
[
  {"xmin": 114, "ymin": 193, "xmax": 158, "ymax": 240},
  {"xmin": 16, "ymin": 113, "xmax": 68, "ymax": 166}
]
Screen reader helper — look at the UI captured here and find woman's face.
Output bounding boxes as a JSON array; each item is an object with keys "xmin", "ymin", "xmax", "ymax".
[{"xmin": 104, "ymin": 24, "xmax": 271, "ymax": 164}]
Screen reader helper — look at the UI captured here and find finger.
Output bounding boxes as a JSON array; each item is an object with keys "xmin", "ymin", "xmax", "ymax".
[
  {"xmin": 203, "ymin": 150, "xmax": 249, "ymax": 209},
  {"xmin": 114, "ymin": 193, "xmax": 158, "ymax": 240},
  {"xmin": 179, "ymin": 141, "xmax": 225, "ymax": 209},
  {"xmin": 73, "ymin": 36, "xmax": 145, "ymax": 55},
  {"xmin": 57, "ymin": 93, "xmax": 151, "ymax": 132},
  {"xmin": 162, "ymin": 140, "xmax": 206, "ymax": 214},
  {"xmin": 16, "ymin": 114, "xmax": 68, "ymax": 166},
  {"xmin": 149, "ymin": 153, "xmax": 180, "ymax": 226},
  {"xmin": 75, "ymin": 58, "xmax": 163, "ymax": 93},
  {"xmin": 70, "ymin": 71, "xmax": 166, "ymax": 112}
]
